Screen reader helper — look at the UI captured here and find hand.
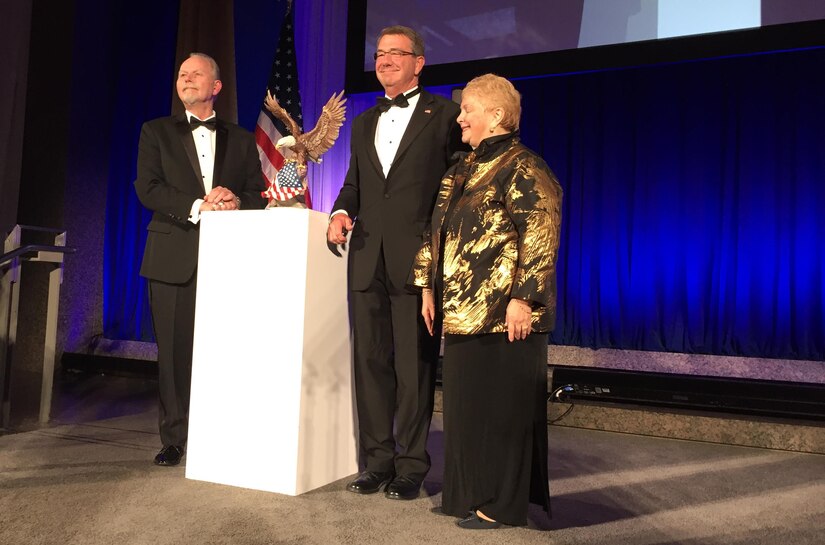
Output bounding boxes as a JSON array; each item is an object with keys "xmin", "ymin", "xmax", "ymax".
[
  {"xmin": 421, "ymin": 289, "xmax": 435, "ymax": 336},
  {"xmin": 505, "ymin": 298, "xmax": 532, "ymax": 342},
  {"xmin": 204, "ymin": 186, "xmax": 239, "ymax": 211},
  {"xmin": 327, "ymin": 214, "xmax": 353, "ymax": 244}
]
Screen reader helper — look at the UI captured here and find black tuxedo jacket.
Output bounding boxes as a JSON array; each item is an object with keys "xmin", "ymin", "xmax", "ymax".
[
  {"xmin": 331, "ymin": 90, "xmax": 466, "ymax": 290},
  {"xmin": 134, "ymin": 115, "xmax": 266, "ymax": 284}
]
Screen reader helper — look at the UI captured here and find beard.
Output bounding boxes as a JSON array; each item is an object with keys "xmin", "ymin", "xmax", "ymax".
[{"xmin": 178, "ymin": 88, "xmax": 201, "ymax": 106}]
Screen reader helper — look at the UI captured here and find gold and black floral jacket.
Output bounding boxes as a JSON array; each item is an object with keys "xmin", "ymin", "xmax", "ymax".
[{"xmin": 411, "ymin": 132, "xmax": 563, "ymax": 335}]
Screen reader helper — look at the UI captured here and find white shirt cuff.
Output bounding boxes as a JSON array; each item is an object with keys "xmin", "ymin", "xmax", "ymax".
[{"xmin": 189, "ymin": 199, "xmax": 204, "ymax": 224}]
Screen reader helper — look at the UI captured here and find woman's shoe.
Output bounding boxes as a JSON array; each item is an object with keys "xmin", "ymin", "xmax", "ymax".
[{"xmin": 456, "ymin": 511, "xmax": 502, "ymax": 530}]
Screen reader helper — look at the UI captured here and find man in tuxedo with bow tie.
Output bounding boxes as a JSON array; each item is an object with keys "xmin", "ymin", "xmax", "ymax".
[
  {"xmin": 328, "ymin": 26, "xmax": 466, "ymax": 500},
  {"xmin": 134, "ymin": 52, "xmax": 265, "ymax": 466}
]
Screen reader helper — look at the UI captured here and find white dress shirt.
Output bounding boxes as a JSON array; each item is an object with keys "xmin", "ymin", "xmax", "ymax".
[
  {"xmin": 186, "ymin": 111, "xmax": 217, "ymax": 224},
  {"xmin": 374, "ymin": 87, "xmax": 420, "ymax": 177}
]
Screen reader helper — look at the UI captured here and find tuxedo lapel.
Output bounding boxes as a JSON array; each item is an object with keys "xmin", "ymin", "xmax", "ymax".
[
  {"xmin": 213, "ymin": 120, "xmax": 228, "ymax": 189},
  {"xmin": 175, "ymin": 115, "xmax": 205, "ymax": 192},
  {"xmin": 364, "ymin": 108, "xmax": 384, "ymax": 179},
  {"xmin": 388, "ymin": 91, "xmax": 439, "ymax": 178}
]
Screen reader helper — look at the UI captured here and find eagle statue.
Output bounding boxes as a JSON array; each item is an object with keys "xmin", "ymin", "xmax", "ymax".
[{"xmin": 262, "ymin": 90, "xmax": 347, "ymax": 208}]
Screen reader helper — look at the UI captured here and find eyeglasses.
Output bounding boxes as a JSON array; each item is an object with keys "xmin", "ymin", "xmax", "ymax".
[{"xmin": 373, "ymin": 49, "xmax": 417, "ymax": 60}]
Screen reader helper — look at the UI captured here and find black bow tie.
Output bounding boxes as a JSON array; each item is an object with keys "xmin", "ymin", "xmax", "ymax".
[
  {"xmin": 376, "ymin": 87, "xmax": 421, "ymax": 113},
  {"xmin": 189, "ymin": 117, "xmax": 217, "ymax": 130}
]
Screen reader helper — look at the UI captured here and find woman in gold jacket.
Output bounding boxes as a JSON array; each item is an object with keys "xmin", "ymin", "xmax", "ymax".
[{"xmin": 411, "ymin": 74, "xmax": 562, "ymax": 529}]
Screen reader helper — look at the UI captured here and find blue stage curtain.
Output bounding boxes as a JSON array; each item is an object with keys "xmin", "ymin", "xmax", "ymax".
[
  {"xmin": 516, "ymin": 47, "xmax": 825, "ymax": 360},
  {"xmin": 101, "ymin": 1, "xmax": 824, "ymax": 360},
  {"xmin": 99, "ymin": 1, "xmax": 180, "ymax": 341}
]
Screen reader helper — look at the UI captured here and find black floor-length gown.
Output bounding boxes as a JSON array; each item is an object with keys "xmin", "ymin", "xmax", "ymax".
[{"xmin": 440, "ymin": 332, "xmax": 551, "ymax": 526}]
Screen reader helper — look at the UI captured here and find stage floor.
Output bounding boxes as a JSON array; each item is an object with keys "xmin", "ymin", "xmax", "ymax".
[{"xmin": 1, "ymin": 370, "xmax": 824, "ymax": 544}]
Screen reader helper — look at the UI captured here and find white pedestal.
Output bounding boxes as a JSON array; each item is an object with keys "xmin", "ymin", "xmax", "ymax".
[{"xmin": 185, "ymin": 209, "xmax": 357, "ymax": 496}]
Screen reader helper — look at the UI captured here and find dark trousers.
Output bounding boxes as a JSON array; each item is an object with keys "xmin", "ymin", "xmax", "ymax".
[
  {"xmin": 148, "ymin": 275, "xmax": 197, "ymax": 447},
  {"xmin": 350, "ymin": 249, "xmax": 441, "ymax": 480}
]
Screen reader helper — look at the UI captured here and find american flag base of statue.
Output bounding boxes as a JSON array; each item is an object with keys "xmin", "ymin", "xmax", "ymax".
[{"xmin": 264, "ymin": 157, "xmax": 308, "ymax": 209}]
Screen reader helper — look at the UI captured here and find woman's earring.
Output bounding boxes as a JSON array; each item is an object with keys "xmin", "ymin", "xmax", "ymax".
[{"xmin": 489, "ymin": 127, "xmax": 495, "ymax": 133}]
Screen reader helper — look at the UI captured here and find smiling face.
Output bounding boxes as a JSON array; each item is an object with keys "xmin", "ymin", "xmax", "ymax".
[
  {"xmin": 374, "ymin": 33, "xmax": 424, "ymax": 97},
  {"xmin": 457, "ymin": 91, "xmax": 500, "ymax": 149},
  {"xmin": 176, "ymin": 55, "xmax": 222, "ymax": 110}
]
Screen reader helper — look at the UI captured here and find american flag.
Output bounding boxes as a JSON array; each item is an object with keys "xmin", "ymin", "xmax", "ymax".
[
  {"xmin": 255, "ymin": 1, "xmax": 312, "ymax": 208},
  {"xmin": 276, "ymin": 160, "xmax": 303, "ymax": 190}
]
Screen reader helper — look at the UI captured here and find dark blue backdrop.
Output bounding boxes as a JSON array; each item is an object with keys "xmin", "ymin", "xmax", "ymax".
[
  {"xmin": 516, "ymin": 48, "xmax": 824, "ymax": 359},
  {"xmin": 72, "ymin": 0, "xmax": 181, "ymax": 343},
  {"xmin": 92, "ymin": 2, "xmax": 824, "ymax": 360}
]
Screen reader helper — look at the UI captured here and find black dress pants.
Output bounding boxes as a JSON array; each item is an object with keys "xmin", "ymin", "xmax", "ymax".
[
  {"xmin": 148, "ymin": 275, "xmax": 197, "ymax": 447},
  {"xmin": 350, "ymin": 249, "xmax": 441, "ymax": 480}
]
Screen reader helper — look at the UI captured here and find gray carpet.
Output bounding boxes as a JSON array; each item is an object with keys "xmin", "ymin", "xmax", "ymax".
[{"xmin": 2, "ymin": 382, "xmax": 825, "ymax": 544}]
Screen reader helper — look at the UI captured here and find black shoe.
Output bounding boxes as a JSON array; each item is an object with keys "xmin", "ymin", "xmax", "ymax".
[
  {"xmin": 384, "ymin": 475, "xmax": 422, "ymax": 500},
  {"xmin": 153, "ymin": 445, "xmax": 184, "ymax": 466},
  {"xmin": 457, "ymin": 512, "xmax": 503, "ymax": 530},
  {"xmin": 346, "ymin": 471, "xmax": 394, "ymax": 494}
]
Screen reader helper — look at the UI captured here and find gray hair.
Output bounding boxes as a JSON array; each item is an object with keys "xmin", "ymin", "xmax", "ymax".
[
  {"xmin": 186, "ymin": 52, "xmax": 221, "ymax": 80},
  {"xmin": 377, "ymin": 25, "xmax": 425, "ymax": 56}
]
